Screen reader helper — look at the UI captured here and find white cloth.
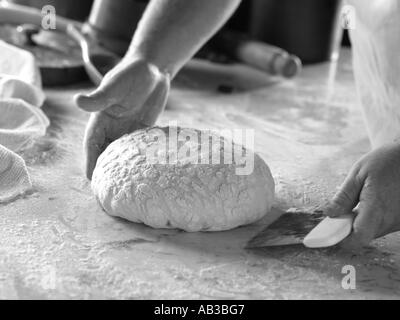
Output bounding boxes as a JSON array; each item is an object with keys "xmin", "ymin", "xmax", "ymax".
[
  {"xmin": 0, "ymin": 144, "xmax": 32, "ymax": 203},
  {"xmin": 0, "ymin": 40, "xmax": 42, "ymax": 88},
  {"xmin": 0, "ymin": 75, "xmax": 45, "ymax": 107},
  {"xmin": 0, "ymin": 98, "xmax": 49, "ymax": 151},
  {"xmin": 0, "ymin": 40, "xmax": 49, "ymax": 203}
]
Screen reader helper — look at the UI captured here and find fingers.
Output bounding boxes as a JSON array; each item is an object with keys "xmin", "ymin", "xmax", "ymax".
[
  {"xmin": 84, "ymin": 114, "xmax": 106, "ymax": 180},
  {"xmin": 75, "ymin": 87, "xmax": 111, "ymax": 113},
  {"xmin": 139, "ymin": 76, "xmax": 170, "ymax": 126},
  {"xmin": 324, "ymin": 164, "xmax": 364, "ymax": 218},
  {"xmin": 75, "ymin": 60, "xmax": 162, "ymax": 115},
  {"xmin": 341, "ymin": 199, "xmax": 383, "ymax": 250},
  {"xmin": 85, "ymin": 139, "xmax": 104, "ymax": 180}
]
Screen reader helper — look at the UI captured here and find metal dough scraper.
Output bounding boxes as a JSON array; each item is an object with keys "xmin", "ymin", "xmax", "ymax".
[{"xmin": 246, "ymin": 210, "xmax": 354, "ymax": 249}]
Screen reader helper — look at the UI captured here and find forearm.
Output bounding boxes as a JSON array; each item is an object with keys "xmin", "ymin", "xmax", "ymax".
[{"xmin": 126, "ymin": 0, "xmax": 241, "ymax": 77}]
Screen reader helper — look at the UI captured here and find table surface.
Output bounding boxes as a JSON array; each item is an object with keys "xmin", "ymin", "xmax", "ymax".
[{"xmin": 1, "ymin": 49, "xmax": 400, "ymax": 299}]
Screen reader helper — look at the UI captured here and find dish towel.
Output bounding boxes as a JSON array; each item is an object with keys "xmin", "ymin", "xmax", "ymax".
[{"xmin": 0, "ymin": 40, "xmax": 49, "ymax": 203}]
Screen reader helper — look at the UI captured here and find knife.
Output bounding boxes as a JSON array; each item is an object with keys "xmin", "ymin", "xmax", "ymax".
[{"xmin": 246, "ymin": 210, "xmax": 354, "ymax": 249}]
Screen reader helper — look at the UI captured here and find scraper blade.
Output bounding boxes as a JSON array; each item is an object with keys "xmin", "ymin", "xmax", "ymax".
[
  {"xmin": 246, "ymin": 211, "xmax": 325, "ymax": 248},
  {"xmin": 247, "ymin": 210, "xmax": 354, "ymax": 249}
]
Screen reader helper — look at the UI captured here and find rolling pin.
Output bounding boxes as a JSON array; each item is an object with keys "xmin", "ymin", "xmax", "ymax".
[{"xmin": 213, "ymin": 30, "xmax": 302, "ymax": 78}]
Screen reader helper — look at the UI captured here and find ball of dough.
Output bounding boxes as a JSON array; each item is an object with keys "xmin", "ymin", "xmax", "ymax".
[{"xmin": 92, "ymin": 127, "xmax": 275, "ymax": 232}]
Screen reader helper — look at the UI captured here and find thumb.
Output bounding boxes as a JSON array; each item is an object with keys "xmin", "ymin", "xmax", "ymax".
[
  {"xmin": 139, "ymin": 76, "xmax": 170, "ymax": 126},
  {"xmin": 324, "ymin": 164, "xmax": 364, "ymax": 217},
  {"xmin": 74, "ymin": 87, "xmax": 112, "ymax": 113},
  {"xmin": 341, "ymin": 199, "xmax": 382, "ymax": 250}
]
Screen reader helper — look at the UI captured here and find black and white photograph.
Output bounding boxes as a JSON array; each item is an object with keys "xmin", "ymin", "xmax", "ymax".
[{"xmin": 0, "ymin": 0, "xmax": 399, "ymax": 304}]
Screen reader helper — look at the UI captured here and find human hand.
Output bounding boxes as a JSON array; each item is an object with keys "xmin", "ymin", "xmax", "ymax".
[
  {"xmin": 324, "ymin": 143, "xmax": 400, "ymax": 249},
  {"xmin": 75, "ymin": 58, "xmax": 170, "ymax": 179}
]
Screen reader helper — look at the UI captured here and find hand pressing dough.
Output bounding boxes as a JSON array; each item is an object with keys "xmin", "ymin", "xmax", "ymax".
[{"xmin": 92, "ymin": 127, "xmax": 275, "ymax": 232}]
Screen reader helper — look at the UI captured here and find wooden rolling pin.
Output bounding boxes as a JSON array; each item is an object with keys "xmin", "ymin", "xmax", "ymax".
[{"xmin": 214, "ymin": 30, "xmax": 302, "ymax": 78}]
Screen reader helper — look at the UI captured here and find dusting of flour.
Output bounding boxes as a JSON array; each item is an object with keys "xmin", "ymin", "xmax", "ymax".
[{"xmin": 1, "ymin": 53, "xmax": 400, "ymax": 299}]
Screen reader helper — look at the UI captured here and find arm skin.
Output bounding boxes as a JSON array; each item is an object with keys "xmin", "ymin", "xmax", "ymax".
[
  {"xmin": 76, "ymin": 0, "xmax": 241, "ymax": 179},
  {"xmin": 127, "ymin": 0, "xmax": 242, "ymax": 77}
]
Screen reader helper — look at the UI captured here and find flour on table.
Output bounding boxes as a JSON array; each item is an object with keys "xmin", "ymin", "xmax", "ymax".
[{"xmin": 92, "ymin": 127, "xmax": 275, "ymax": 232}]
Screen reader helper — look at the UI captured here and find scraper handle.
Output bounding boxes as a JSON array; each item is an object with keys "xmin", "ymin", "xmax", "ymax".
[{"xmin": 303, "ymin": 214, "xmax": 354, "ymax": 248}]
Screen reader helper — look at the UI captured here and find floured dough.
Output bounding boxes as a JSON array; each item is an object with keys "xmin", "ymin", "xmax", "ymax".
[{"xmin": 92, "ymin": 127, "xmax": 275, "ymax": 232}]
